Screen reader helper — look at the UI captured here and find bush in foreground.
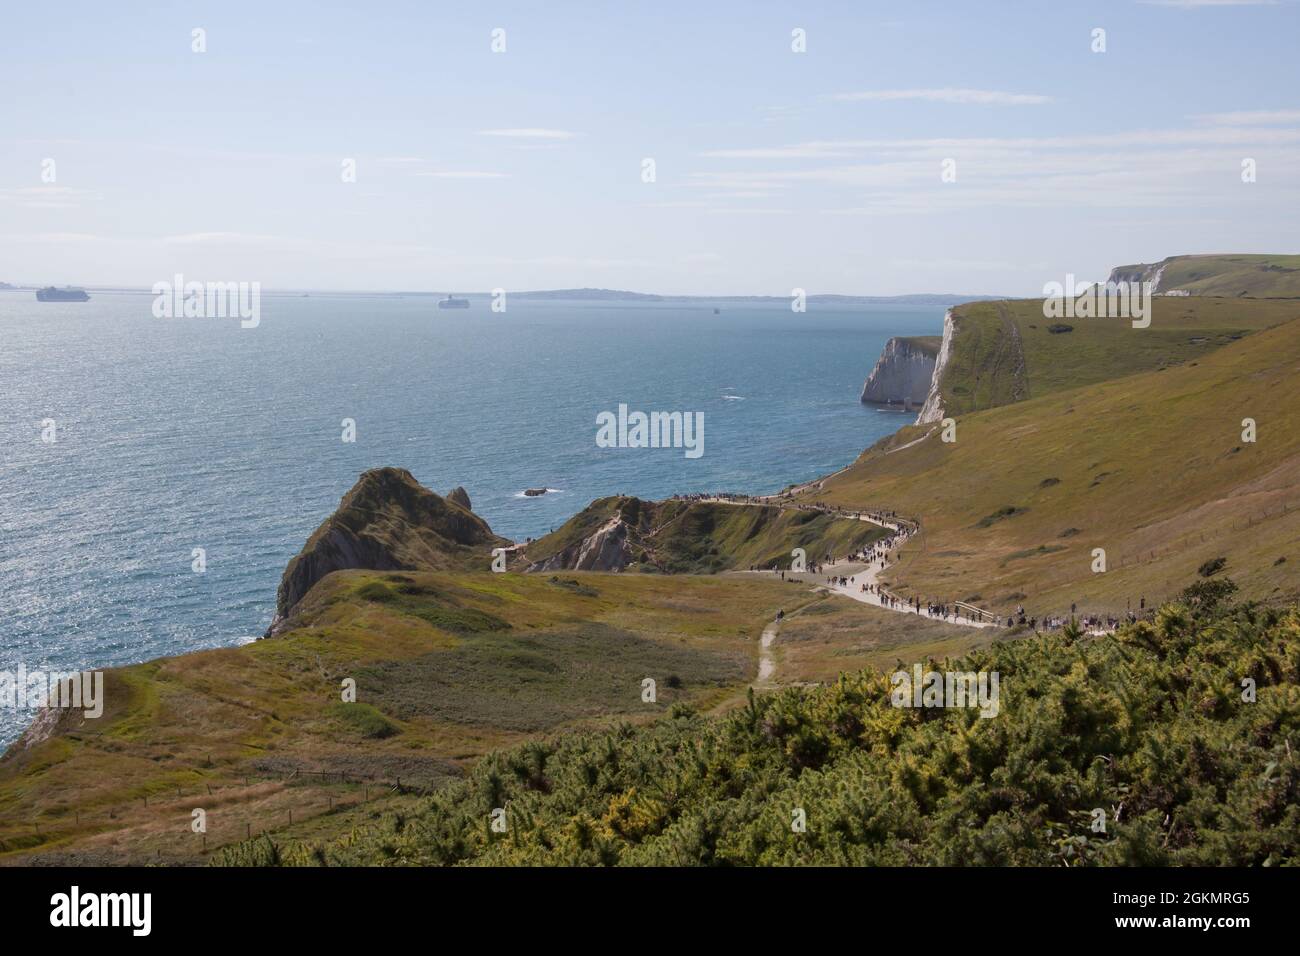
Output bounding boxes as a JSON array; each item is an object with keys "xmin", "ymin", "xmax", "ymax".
[{"xmin": 214, "ymin": 583, "xmax": 1300, "ymax": 867}]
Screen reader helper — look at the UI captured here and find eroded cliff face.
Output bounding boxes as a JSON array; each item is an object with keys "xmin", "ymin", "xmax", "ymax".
[
  {"xmin": 916, "ymin": 311, "xmax": 955, "ymax": 425},
  {"xmin": 860, "ymin": 336, "xmax": 940, "ymax": 407},
  {"xmin": 528, "ymin": 512, "xmax": 634, "ymax": 572},
  {"xmin": 269, "ymin": 468, "xmax": 507, "ymax": 633},
  {"xmin": 523, "ymin": 495, "xmax": 887, "ymax": 575},
  {"xmin": 1107, "ymin": 260, "xmax": 1166, "ymax": 292}
]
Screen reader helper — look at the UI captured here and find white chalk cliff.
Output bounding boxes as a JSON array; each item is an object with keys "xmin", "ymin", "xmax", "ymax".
[
  {"xmin": 916, "ymin": 310, "xmax": 955, "ymax": 425},
  {"xmin": 860, "ymin": 336, "xmax": 939, "ymax": 408}
]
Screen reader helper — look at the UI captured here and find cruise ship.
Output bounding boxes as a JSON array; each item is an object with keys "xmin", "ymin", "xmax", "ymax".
[
  {"xmin": 437, "ymin": 294, "xmax": 470, "ymax": 309},
  {"xmin": 35, "ymin": 286, "xmax": 91, "ymax": 302}
]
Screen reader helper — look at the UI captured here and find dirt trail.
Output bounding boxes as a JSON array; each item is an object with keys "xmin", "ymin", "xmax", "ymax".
[
  {"xmin": 756, "ymin": 621, "xmax": 780, "ymax": 685},
  {"xmin": 995, "ymin": 300, "xmax": 1030, "ymax": 403},
  {"xmin": 820, "ymin": 557, "xmax": 997, "ymax": 629},
  {"xmin": 719, "ymin": 497, "xmax": 997, "ymax": 687}
]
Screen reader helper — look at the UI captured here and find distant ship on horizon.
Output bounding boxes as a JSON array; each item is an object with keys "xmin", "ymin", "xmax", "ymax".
[
  {"xmin": 36, "ymin": 286, "xmax": 90, "ymax": 302},
  {"xmin": 437, "ymin": 294, "xmax": 470, "ymax": 310}
]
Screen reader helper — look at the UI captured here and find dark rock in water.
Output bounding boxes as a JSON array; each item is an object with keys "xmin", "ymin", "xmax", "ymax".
[
  {"xmin": 447, "ymin": 486, "xmax": 472, "ymax": 511},
  {"xmin": 268, "ymin": 468, "xmax": 509, "ymax": 635},
  {"xmin": 524, "ymin": 488, "xmax": 548, "ymax": 497}
]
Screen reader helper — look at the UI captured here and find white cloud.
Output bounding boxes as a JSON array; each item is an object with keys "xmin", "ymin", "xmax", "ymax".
[
  {"xmin": 1194, "ymin": 109, "xmax": 1300, "ymax": 125},
  {"xmin": 831, "ymin": 88, "xmax": 1051, "ymax": 105},
  {"xmin": 161, "ymin": 232, "xmax": 279, "ymax": 245},
  {"xmin": 702, "ymin": 144, "xmax": 852, "ymax": 159},
  {"xmin": 0, "ymin": 185, "xmax": 99, "ymax": 210},
  {"xmin": 416, "ymin": 171, "xmax": 511, "ymax": 179},
  {"xmin": 706, "ymin": 207, "xmax": 793, "ymax": 215},
  {"xmin": 687, "ymin": 119, "xmax": 1300, "ymax": 215},
  {"xmin": 640, "ymin": 200, "xmax": 711, "ymax": 209},
  {"xmin": 476, "ymin": 128, "xmax": 576, "ymax": 140},
  {"xmin": 1140, "ymin": 0, "xmax": 1277, "ymax": 7},
  {"xmin": 25, "ymin": 232, "xmax": 100, "ymax": 243}
]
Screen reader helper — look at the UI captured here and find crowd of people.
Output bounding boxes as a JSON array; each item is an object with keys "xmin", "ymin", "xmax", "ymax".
[
  {"xmin": 670, "ymin": 492, "xmax": 913, "ymax": 532},
  {"xmin": 804, "ymin": 531, "xmax": 1145, "ymax": 634},
  {"xmin": 673, "ymin": 492, "xmax": 1148, "ymax": 635}
]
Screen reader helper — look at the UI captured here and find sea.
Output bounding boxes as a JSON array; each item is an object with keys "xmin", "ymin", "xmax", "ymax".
[{"xmin": 0, "ymin": 291, "xmax": 943, "ymax": 747}]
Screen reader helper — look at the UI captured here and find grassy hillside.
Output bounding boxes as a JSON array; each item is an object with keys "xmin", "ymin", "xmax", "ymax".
[
  {"xmin": 771, "ymin": 594, "xmax": 998, "ymax": 684},
  {"xmin": 522, "ymin": 496, "xmax": 887, "ymax": 573},
  {"xmin": 899, "ymin": 335, "xmax": 942, "ymax": 356},
  {"xmin": 0, "ymin": 569, "xmax": 816, "ymax": 863},
  {"xmin": 807, "ymin": 312, "xmax": 1300, "ymax": 618},
  {"xmin": 211, "ymin": 586, "xmax": 1300, "ymax": 866},
  {"xmin": 933, "ymin": 297, "xmax": 1297, "ymax": 418},
  {"xmin": 1112, "ymin": 254, "xmax": 1300, "ymax": 298}
]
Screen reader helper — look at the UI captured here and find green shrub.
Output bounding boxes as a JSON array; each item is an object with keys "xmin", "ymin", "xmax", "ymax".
[
  {"xmin": 224, "ymin": 587, "xmax": 1300, "ymax": 867},
  {"xmin": 331, "ymin": 702, "xmax": 399, "ymax": 739}
]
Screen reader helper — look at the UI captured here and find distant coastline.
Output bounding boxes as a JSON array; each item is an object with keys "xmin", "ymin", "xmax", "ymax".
[{"xmin": 0, "ymin": 284, "xmax": 1003, "ymax": 306}]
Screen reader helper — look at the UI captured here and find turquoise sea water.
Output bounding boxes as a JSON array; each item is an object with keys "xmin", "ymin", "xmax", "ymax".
[{"xmin": 0, "ymin": 291, "xmax": 942, "ymax": 745}]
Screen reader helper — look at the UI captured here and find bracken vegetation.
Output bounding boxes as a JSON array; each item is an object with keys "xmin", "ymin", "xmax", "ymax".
[{"xmin": 214, "ymin": 580, "xmax": 1300, "ymax": 866}]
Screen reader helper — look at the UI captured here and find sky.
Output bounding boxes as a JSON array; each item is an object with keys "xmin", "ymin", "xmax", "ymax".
[{"xmin": 1, "ymin": 0, "xmax": 1297, "ymax": 296}]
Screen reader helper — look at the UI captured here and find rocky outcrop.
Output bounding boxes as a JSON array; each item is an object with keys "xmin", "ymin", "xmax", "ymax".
[
  {"xmin": 447, "ymin": 486, "xmax": 472, "ymax": 511},
  {"xmin": 529, "ymin": 512, "xmax": 633, "ymax": 572},
  {"xmin": 268, "ymin": 468, "xmax": 509, "ymax": 634},
  {"xmin": 860, "ymin": 336, "xmax": 940, "ymax": 408},
  {"xmin": 916, "ymin": 310, "xmax": 956, "ymax": 424},
  {"xmin": 523, "ymin": 494, "xmax": 884, "ymax": 576},
  {"xmin": 1107, "ymin": 260, "xmax": 1166, "ymax": 292}
]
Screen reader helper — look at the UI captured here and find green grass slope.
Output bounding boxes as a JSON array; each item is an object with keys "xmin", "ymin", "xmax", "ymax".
[
  {"xmin": 0, "ymin": 570, "xmax": 813, "ymax": 864},
  {"xmin": 212, "ymin": 586, "xmax": 1300, "ymax": 866},
  {"xmin": 899, "ymin": 334, "xmax": 942, "ymax": 355},
  {"xmin": 808, "ymin": 313, "xmax": 1300, "ymax": 618},
  {"xmin": 772, "ymin": 596, "xmax": 998, "ymax": 684},
  {"xmin": 1112, "ymin": 254, "xmax": 1300, "ymax": 298},
  {"xmin": 933, "ymin": 297, "xmax": 1296, "ymax": 418},
  {"xmin": 522, "ymin": 496, "xmax": 887, "ymax": 573}
]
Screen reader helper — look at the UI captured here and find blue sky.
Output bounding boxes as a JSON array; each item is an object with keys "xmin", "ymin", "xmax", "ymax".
[{"xmin": 1, "ymin": 0, "xmax": 1297, "ymax": 295}]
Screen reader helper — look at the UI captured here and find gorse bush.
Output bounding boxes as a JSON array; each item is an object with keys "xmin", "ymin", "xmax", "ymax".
[{"xmin": 214, "ymin": 583, "xmax": 1300, "ymax": 867}]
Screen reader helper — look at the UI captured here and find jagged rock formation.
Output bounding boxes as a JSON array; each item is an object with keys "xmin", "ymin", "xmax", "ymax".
[
  {"xmin": 916, "ymin": 310, "xmax": 956, "ymax": 424},
  {"xmin": 526, "ymin": 497, "xmax": 644, "ymax": 572},
  {"xmin": 447, "ymin": 486, "xmax": 472, "ymax": 511},
  {"xmin": 860, "ymin": 336, "xmax": 940, "ymax": 408},
  {"xmin": 269, "ymin": 468, "xmax": 509, "ymax": 633},
  {"xmin": 524, "ymin": 495, "xmax": 885, "ymax": 575},
  {"xmin": 530, "ymin": 511, "xmax": 633, "ymax": 572}
]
